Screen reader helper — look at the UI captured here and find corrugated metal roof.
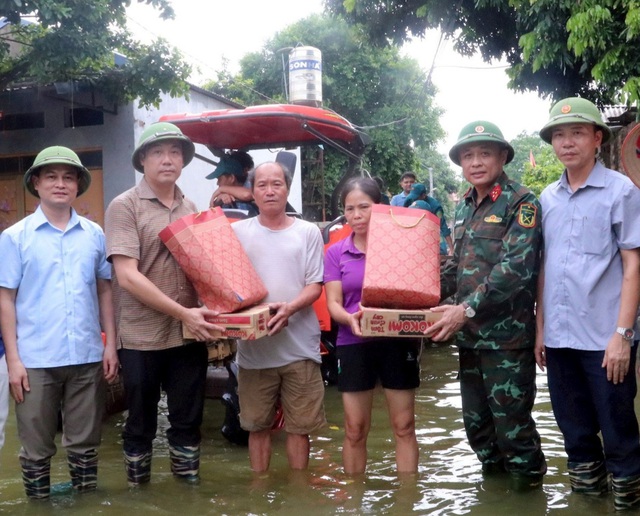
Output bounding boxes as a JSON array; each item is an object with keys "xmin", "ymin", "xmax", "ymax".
[{"xmin": 602, "ymin": 105, "xmax": 638, "ymax": 125}]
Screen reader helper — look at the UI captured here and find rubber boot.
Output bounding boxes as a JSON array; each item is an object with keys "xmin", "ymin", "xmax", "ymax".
[
  {"xmin": 68, "ymin": 450, "xmax": 98, "ymax": 492},
  {"xmin": 123, "ymin": 450, "xmax": 151, "ymax": 487},
  {"xmin": 169, "ymin": 443, "xmax": 200, "ymax": 484},
  {"xmin": 568, "ymin": 460, "xmax": 609, "ymax": 496},
  {"xmin": 20, "ymin": 457, "xmax": 51, "ymax": 500},
  {"xmin": 612, "ymin": 474, "xmax": 640, "ymax": 511},
  {"xmin": 509, "ymin": 472, "xmax": 544, "ymax": 491}
]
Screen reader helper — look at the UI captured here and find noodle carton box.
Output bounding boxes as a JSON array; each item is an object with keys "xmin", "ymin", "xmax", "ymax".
[
  {"xmin": 360, "ymin": 305, "xmax": 442, "ymax": 338},
  {"xmin": 183, "ymin": 304, "xmax": 272, "ymax": 341}
]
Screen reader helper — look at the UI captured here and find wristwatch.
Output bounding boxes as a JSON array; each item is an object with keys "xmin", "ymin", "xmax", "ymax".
[
  {"xmin": 616, "ymin": 327, "xmax": 635, "ymax": 342},
  {"xmin": 462, "ymin": 302, "xmax": 476, "ymax": 319}
]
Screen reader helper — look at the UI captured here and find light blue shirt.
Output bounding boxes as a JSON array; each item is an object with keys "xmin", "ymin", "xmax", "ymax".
[
  {"xmin": 540, "ymin": 162, "xmax": 640, "ymax": 351},
  {"xmin": 390, "ymin": 192, "xmax": 408, "ymax": 206},
  {"xmin": 0, "ymin": 207, "xmax": 110, "ymax": 367}
]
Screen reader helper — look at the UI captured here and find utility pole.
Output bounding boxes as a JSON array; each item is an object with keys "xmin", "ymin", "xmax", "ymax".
[{"xmin": 428, "ymin": 167, "xmax": 434, "ymax": 196}]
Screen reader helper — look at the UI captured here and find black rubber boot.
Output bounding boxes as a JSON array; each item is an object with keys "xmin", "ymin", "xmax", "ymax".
[
  {"xmin": 612, "ymin": 474, "xmax": 640, "ymax": 511},
  {"xmin": 169, "ymin": 443, "xmax": 200, "ymax": 484},
  {"xmin": 68, "ymin": 450, "xmax": 98, "ymax": 492},
  {"xmin": 20, "ymin": 457, "xmax": 51, "ymax": 500},
  {"xmin": 123, "ymin": 449, "xmax": 152, "ymax": 487},
  {"xmin": 567, "ymin": 460, "xmax": 609, "ymax": 496}
]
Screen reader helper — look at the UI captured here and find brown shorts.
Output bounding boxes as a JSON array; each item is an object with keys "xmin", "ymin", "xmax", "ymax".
[{"xmin": 238, "ymin": 360, "xmax": 326, "ymax": 434}]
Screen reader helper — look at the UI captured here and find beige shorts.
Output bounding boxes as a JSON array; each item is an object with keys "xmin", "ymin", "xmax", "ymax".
[{"xmin": 238, "ymin": 360, "xmax": 326, "ymax": 434}]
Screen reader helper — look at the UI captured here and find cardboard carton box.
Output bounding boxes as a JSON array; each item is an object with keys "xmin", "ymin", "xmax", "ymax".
[
  {"xmin": 360, "ymin": 305, "xmax": 443, "ymax": 338},
  {"xmin": 183, "ymin": 304, "xmax": 272, "ymax": 341},
  {"xmin": 206, "ymin": 340, "xmax": 237, "ymax": 362}
]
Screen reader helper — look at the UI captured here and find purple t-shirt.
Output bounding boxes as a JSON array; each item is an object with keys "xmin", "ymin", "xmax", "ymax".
[{"xmin": 324, "ymin": 234, "xmax": 370, "ymax": 346}]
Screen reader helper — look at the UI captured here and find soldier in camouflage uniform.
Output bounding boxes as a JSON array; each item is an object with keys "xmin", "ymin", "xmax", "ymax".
[{"xmin": 425, "ymin": 121, "xmax": 547, "ymax": 488}]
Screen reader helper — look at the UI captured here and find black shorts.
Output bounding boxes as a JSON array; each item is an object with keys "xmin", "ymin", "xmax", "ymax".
[{"xmin": 336, "ymin": 338, "xmax": 421, "ymax": 392}]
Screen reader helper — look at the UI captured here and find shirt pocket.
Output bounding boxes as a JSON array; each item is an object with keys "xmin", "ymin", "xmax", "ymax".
[
  {"xmin": 76, "ymin": 248, "xmax": 99, "ymax": 285},
  {"xmin": 473, "ymin": 224, "xmax": 507, "ymax": 263},
  {"xmin": 581, "ymin": 218, "xmax": 611, "ymax": 255}
]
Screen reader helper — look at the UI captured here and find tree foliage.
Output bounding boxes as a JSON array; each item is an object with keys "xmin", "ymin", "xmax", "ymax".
[
  {"xmin": 324, "ymin": 0, "xmax": 640, "ymax": 105},
  {"xmin": 204, "ymin": 14, "xmax": 458, "ymax": 218},
  {"xmin": 519, "ymin": 141, "xmax": 564, "ymax": 197},
  {"xmin": 0, "ymin": 0, "xmax": 192, "ymax": 107},
  {"xmin": 507, "ymin": 131, "xmax": 547, "ymax": 184}
]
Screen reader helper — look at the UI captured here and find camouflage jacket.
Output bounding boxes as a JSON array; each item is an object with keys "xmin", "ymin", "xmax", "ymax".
[{"xmin": 441, "ymin": 172, "xmax": 541, "ymax": 350}]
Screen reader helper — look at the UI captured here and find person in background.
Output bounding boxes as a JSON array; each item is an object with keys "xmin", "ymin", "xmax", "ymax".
[
  {"xmin": 0, "ymin": 146, "xmax": 118, "ymax": 499},
  {"xmin": 403, "ymin": 183, "xmax": 453, "ymax": 255},
  {"xmin": 325, "ymin": 177, "xmax": 420, "ymax": 474},
  {"xmin": 232, "ymin": 161, "xmax": 326, "ymax": 473},
  {"xmin": 390, "ymin": 172, "xmax": 416, "ymax": 206},
  {"xmin": 535, "ymin": 97, "xmax": 640, "ymax": 511},
  {"xmin": 425, "ymin": 121, "xmax": 547, "ymax": 489},
  {"xmin": 372, "ymin": 176, "xmax": 390, "ymax": 205},
  {"xmin": 106, "ymin": 123, "xmax": 222, "ymax": 486},
  {"xmin": 208, "ymin": 151, "xmax": 257, "ymax": 216}
]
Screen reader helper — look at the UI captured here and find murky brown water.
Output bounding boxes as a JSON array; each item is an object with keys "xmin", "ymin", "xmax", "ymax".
[{"xmin": 0, "ymin": 342, "xmax": 632, "ymax": 514}]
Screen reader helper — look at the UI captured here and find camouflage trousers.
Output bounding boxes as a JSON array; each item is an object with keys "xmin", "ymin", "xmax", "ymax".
[{"xmin": 458, "ymin": 347, "xmax": 546, "ymax": 476}]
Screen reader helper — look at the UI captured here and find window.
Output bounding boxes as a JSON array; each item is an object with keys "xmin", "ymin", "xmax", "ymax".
[
  {"xmin": 64, "ymin": 107, "xmax": 104, "ymax": 128},
  {"xmin": 0, "ymin": 112, "xmax": 45, "ymax": 131}
]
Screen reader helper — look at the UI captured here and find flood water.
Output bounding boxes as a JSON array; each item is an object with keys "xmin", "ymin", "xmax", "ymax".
[{"xmin": 0, "ymin": 341, "xmax": 634, "ymax": 514}]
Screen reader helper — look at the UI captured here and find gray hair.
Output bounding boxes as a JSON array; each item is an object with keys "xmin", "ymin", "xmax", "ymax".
[{"xmin": 248, "ymin": 161, "xmax": 293, "ymax": 190}]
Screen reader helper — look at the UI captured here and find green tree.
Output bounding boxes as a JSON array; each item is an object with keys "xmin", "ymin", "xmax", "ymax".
[
  {"xmin": 520, "ymin": 145, "xmax": 564, "ymax": 197},
  {"xmin": 204, "ymin": 14, "xmax": 449, "ymax": 219},
  {"xmin": 0, "ymin": 0, "xmax": 191, "ymax": 107},
  {"xmin": 324, "ymin": 0, "xmax": 640, "ymax": 104},
  {"xmin": 507, "ymin": 131, "xmax": 547, "ymax": 183}
]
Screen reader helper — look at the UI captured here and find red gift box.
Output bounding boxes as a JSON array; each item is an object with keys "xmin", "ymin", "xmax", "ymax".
[
  {"xmin": 159, "ymin": 207, "xmax": 267, "ymax": 313},
  {"xmin": 361, "ymin": 204, "xmax": 440, "ymax": 309}
]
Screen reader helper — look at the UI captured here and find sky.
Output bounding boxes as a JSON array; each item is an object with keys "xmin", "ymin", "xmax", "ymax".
[{"xmin": 126, "ymin": 0, "xmax": 552, "ymax": 158}]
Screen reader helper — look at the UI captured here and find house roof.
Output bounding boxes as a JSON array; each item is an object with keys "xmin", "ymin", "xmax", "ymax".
[{"xmin": 603, "ymin": 105, "xmax": 638, "ymax": 126}]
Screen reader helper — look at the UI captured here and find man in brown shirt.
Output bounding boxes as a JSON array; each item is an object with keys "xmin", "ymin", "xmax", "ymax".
[{"xmin": 105, "ymin": 122, "xmax": 221, "ymax": 486}]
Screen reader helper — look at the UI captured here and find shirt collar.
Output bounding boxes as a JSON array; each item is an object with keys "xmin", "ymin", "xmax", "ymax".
[
  {"xmin": 33, "ymin": 205, "xmax": 82, "ymax": 231},
  {"xmin": 559, "ymin": 160, "xmax": 605, "ymax": 192},
  {"xmin": 137, "ymin": 176, "xmax": 185, "ymax": 203},
  {"xmin": 465, "ymin": 171, "xmax": 508, "ymax": 204},
  {"xmin": 341, "ymin": 232, "xmax": 365, "ymax": 256}
]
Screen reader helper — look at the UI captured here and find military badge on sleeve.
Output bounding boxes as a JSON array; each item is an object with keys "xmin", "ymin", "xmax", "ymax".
[{"xmin": 517, "ymin": 203, "xmax": 537, "ymax": 228}]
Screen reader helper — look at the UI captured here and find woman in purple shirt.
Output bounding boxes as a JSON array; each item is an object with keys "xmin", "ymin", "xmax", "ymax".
[{"xmin": 324, "ymin": 177, "xmax": 421, "ymax": 474}]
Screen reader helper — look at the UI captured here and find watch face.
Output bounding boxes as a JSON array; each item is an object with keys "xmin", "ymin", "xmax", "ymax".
[{"xmin": 618, "ymin": 327, "xmax": 635, "ymax": 340}]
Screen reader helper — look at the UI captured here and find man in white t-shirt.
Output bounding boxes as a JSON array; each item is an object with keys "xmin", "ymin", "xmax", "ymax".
[{"xmin": 232, "ymin": 161, "xmax": 326, "ymax": 472}]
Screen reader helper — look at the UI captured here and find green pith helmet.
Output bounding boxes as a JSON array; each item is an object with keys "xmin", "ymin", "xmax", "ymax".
[
  {"xmin": 539, "ymin": 97, "xmax": 612, "ymax": 144},
  {"xmin": 449, "ymin": 121, "xmax": 515, "ymax": 166},
  {"xmin": 24, "ymin": 146, "xmax": 91, "ymax": 198},
  {"xmin": 131, "ymin": 122, "xmax": 195, "ymax": 172}
]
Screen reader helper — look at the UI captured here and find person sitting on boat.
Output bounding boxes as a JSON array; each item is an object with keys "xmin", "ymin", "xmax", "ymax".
[{"xmin": 207, "ymin": 151, "xmax": 258, "ymax": 217}]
